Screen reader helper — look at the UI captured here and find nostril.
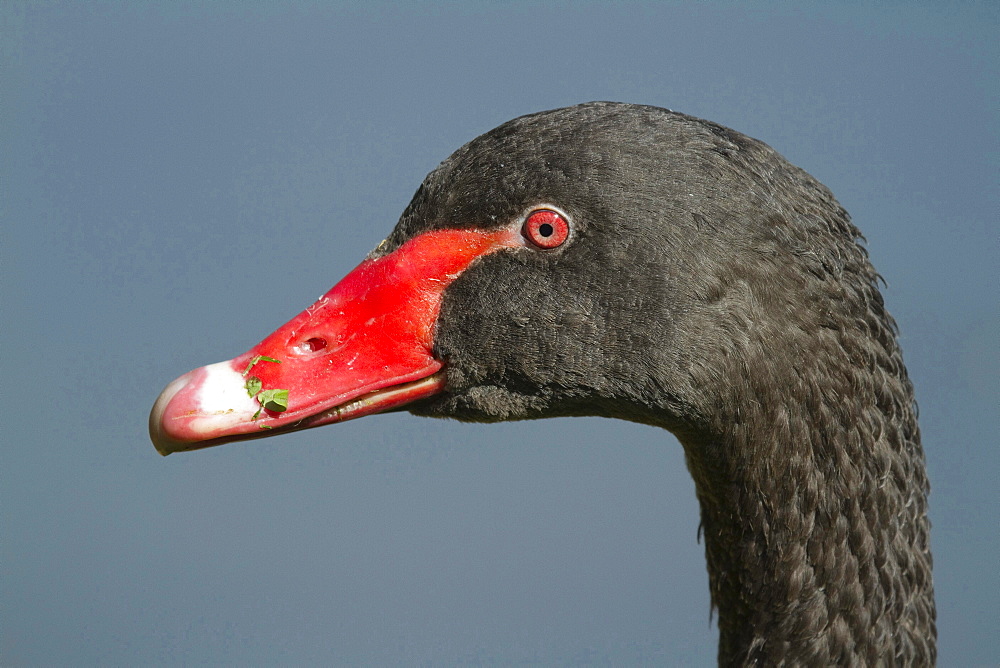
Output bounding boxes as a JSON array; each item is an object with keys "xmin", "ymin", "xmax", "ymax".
[
  {"xmin": 305, "ymin": 337, "xmax": 327, "ymax": 352},
  {"xmin": 296, "ymin": 337, "xmax": 328, "ymax": 354}
]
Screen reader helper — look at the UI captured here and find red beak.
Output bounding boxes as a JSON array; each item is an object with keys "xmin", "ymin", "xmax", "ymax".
[{"xmin": 149, "ymin": 227, "xmax": 522, "ymax": 455}]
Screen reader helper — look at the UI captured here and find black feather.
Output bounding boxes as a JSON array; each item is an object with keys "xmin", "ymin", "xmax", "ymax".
[{"xmin": 388, "ymin": 102, "xmax": 934, "ymax": 665}]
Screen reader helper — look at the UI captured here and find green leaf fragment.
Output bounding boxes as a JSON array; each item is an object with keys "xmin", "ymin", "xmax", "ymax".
[
  {"xmin": 243, "ymin": 356, "xmax": 260, "ymax": 376},
  {"xmin": 242, "ymin": 355, "xmax": 289, "ymax": 421},
  {"xmin": 258, "ymin": 388, "xmax": 289, "ymax": 413},
  {"xmin": 244, "ymin": 375, "xmax": 262, "ymax": 398},
  {"xmin": 242, "ymin": 354, "xmax": 282, "ymax": 376}
]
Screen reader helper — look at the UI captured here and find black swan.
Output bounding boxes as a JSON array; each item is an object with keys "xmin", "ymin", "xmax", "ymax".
[{"xmin": 150, "ymin": 102, "xmax": 935, "ymax": 665}]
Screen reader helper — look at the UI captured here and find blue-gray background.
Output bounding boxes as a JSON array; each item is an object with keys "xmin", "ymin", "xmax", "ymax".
[{"xmin": 3, "ymin": 2, "xmax": 997, "ymax": 664}]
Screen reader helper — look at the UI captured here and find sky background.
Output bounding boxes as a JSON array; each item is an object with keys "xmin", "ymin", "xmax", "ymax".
[{"xmin": 3, "ymin": 1, "xmax": 997, "ymax": 665}]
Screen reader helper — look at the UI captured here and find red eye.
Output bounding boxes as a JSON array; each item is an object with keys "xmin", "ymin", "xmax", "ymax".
[{"xmin": 522, "ymin": 209, "xmax": 570, "ymax": 249}]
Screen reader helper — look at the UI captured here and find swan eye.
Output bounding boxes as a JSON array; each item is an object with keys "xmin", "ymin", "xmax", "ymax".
[{"xmin": 522, "ymin": 209, "xmax": 570, "ymax": 249}]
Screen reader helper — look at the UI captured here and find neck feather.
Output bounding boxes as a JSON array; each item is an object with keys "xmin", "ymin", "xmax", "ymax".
[{"xmin": 679, "ymin": 313, "xmax": 935, "ymax": 665}]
